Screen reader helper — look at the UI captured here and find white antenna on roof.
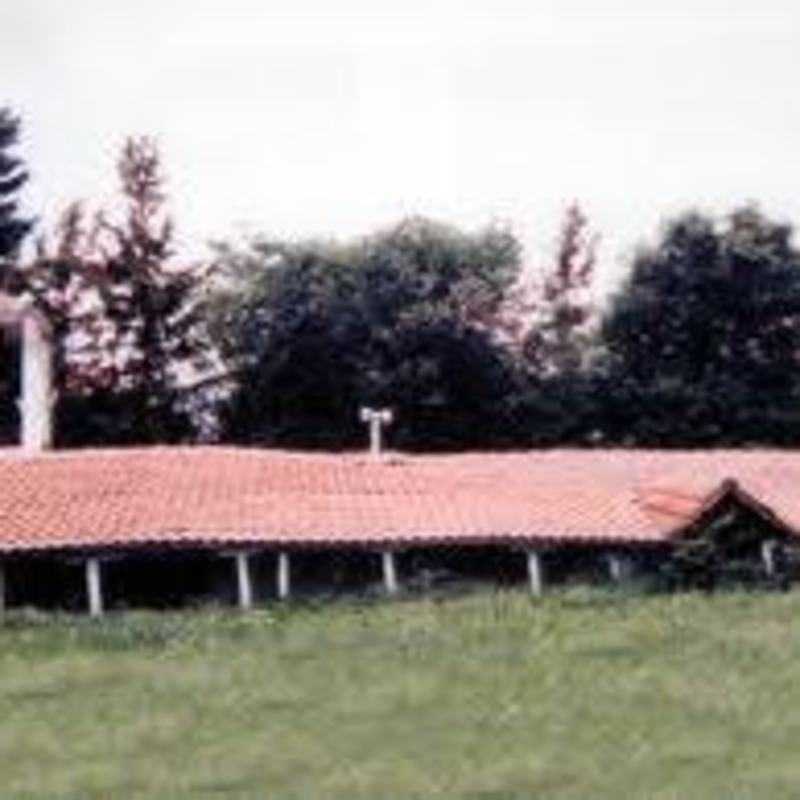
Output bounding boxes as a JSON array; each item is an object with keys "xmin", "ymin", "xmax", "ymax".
[{"xmin": 359, "ymin": 406, "xmax": 393, "ymax": 460}]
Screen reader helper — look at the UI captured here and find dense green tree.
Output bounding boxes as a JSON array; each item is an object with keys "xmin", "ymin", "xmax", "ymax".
[
  {"xmin": 597, "ymin": 206, "xmax": 800, "ymax": 445},
  {"xmin": 0, "ymin": 108, "xmax": 33, "ymax": 272},
  {"xmin": 210, "ymin": 217, "xmax": 523, "ymax": 449}
]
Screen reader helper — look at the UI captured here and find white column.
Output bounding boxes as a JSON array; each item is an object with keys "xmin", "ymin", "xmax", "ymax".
[
  {"xmin": 277, "ymin": 551, "xmax": 291, "ymax": 600},
  {"xmin": 608, "ymin": 554, "xmax": 626, "ymax": 582},
  {"xmin": 20, "ymin": 314, "xmax": 53, "ymax": 452},
  {"xmin": 382, "ymin": 551, "xmax": 398, "ymax": 595},
  {"xmin": 235, "ymin": 551, "xmax": 253, "ymax": 609},
  {"xmin": 762, "ymin": 540, "xmax": 777, "ymax": 578},
  {"xmin": 86, "ymin": 557, "xmax": 103, "ymax": 617},
  {"xmin": 526, "ymin": 549, "xmax": 543, "ymax": 597},
  {"xmin": 369, "ymin": 416, "xmax": 380, "ymax": 458}
]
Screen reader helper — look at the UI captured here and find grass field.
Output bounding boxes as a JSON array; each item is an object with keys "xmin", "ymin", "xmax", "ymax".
[{"xmin": 1, "ymin": 589, "xmax": 799, "ymax": 799}]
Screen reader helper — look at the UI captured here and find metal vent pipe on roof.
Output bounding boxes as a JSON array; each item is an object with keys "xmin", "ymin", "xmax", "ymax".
[{"xmin": 359, "ymin": 406, "xmax": 393, "ymax": 460}]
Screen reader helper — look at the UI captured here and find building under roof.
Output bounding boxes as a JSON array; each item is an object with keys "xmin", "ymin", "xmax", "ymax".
[
  {"xmin": 0, "ymin": 444, "xmax": 797, "ymax": 614},
  {"xmin": 0, "ymin": 290, "xmax": 795, "ymax": 614},
  {"xmin": 0, "ymin": 445, "xmax": 798, "ymax": 552}
]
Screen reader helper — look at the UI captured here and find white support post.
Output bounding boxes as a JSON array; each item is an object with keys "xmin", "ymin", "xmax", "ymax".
[
  {"xmin": 762, "ymin": 540, "xmax": 777, "ymax": 578},
  {"xmin": 608, "ymin": 554, "xmax": 625, "ymax": 583},
  {"xmin": 235, "ymin": 551, "xmax": 253, "ymax": 610},
  {"xmin": 382, "ymin": 551, "xmax": 399, "ymax": 596},
  {"xmin": 526, "ymin": 549, "xmax": 543, "ymax": 597},
  {"xmin": 86, "ymin": 557, "xmax": 103, "ymax": 617},
  {"xmin": 277, "ymin": 551, "xmax": 291, "ymax": 600}
]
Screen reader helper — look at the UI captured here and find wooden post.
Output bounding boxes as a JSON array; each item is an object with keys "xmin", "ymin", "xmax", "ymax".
[
  {"xmin": 86, "ymin": 557, "xmax": 103, "ymax": 617},
  {"xmin": 235, "ymin": 551, "xmax": 253, "ymax": 609},
  {"xmin": 382, "ymin": 551, "xmax": 398, "ymax": 595},
  {"xmin": 526, "ymin": 549, "xmax": 543, "ymax": 597},
  {"xmin": 277, "ymin": 551, "xmax": 291, "ymax": 600}
]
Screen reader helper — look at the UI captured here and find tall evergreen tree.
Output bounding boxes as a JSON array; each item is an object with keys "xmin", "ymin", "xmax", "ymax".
[
  {"xmin": 521, "ymin": 201, "xmax": 599, "ymax": 376},
  {"xmin": 0, "ymin": 108, "xmax": 33, "ymax": 271},
  {"xmin": 13, "ymin": 137, "xmax": 210, "ymax": 445},
  {"xmin": 489, "ymin": 203, "xmax": 602, "ymax": 448},
  {"xmin": 0, "ymin": 109, "xmax": 33, "ymax": 442}
]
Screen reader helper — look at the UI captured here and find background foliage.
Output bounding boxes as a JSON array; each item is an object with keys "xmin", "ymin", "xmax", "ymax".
[
  {"xmin": 598, "ymin": 207, "xmax": 800, "ymax": 446},
  {"xmin": 210, "ymin": 217, "xmax": 524, "ymax": 449},
  {"xmin": 7, "ymin": 110, "xmax": 800, "ymax": 450}
]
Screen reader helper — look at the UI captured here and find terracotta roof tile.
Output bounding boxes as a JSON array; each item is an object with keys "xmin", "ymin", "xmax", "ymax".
[{"xmin": 0, "ymin": 446, "xmax": 799, "ymax": 552}]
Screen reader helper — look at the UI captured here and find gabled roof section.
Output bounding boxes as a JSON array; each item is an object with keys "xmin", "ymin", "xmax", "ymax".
[{"xmin": 661, "ymin": 479, "xmax": 799, "ymax": 542}]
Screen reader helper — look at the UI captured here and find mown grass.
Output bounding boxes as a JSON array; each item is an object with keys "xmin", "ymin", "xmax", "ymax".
[{"xmin": 1, "ymin": 588, "xmax": 799, "ymax": 798}]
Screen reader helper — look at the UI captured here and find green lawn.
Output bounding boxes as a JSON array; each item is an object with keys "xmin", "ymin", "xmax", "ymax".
[{"xmin": 1, "ymin": 589, "xmax": 799, "ymax": 799}]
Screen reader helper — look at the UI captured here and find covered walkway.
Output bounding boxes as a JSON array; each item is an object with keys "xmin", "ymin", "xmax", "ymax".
[{"xmin": 0, "ymin": 447, "xmax": 797, "ymax": 613}]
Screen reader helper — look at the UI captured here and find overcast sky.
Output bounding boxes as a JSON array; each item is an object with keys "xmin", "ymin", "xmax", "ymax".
[{"xmin": 3, "ymin": 0, "xmax": 800, "ymax": 292}]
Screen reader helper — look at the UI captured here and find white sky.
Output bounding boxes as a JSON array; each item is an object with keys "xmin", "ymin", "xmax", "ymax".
[{"xmin": 3, "ymin": 0, "xmax": 800, "ymax": 294}]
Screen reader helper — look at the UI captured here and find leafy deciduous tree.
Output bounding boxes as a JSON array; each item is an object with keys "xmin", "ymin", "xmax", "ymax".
[
  {"xmin": 597, "ymin": 206, "xmax": 800, "ymax": 445},
  {"xmin": 211, "ymin": 217, "xmax": 523, "ymax": 449}
]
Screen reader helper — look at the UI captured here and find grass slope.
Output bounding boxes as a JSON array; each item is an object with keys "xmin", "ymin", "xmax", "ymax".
[{"xmin": 1, "ymin": 589, "xmax": 799, "ymax": 798}]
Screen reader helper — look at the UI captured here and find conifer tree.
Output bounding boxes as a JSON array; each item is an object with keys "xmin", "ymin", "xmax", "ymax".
[
  {"xmin": 14, "ymin": 137, "xmax": 209, "ymax": 445},
  {"xmin": 521, "ymin": 201, "xmax": 599, "ymax": 376},
  {"xmin": 0, "ymin": 108, "xmax": 33, "ymax": 272}
]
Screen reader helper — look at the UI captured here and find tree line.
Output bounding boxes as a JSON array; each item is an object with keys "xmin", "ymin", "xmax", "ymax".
[{"xmin": 4, "ymin": 108, "xmax": 800, "ymax": 450}]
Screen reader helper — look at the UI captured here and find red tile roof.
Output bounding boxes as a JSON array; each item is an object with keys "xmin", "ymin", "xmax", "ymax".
[{"xmin": 0, "ymin": 446, "xmax": 799, "ymax": 553}]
